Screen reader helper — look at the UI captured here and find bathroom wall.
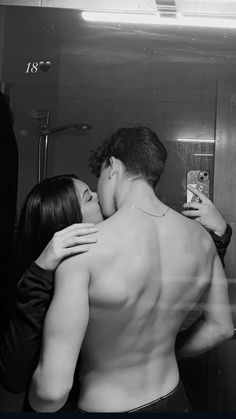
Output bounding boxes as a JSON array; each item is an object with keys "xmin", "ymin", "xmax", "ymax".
[{"xmin": 1, "ymin": 5, "xmax": 61, "ymax": 209}]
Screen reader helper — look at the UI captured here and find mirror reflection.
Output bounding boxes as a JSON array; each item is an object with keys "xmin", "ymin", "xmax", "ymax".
[{"xmin": 0, "ymin": 3, "xmax": 235, "ymax": 414}]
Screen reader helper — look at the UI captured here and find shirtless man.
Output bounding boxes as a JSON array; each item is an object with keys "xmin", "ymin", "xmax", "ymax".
[{"xmin": 28, "ymin": 127, "xmax": 234, "ymax": 413}]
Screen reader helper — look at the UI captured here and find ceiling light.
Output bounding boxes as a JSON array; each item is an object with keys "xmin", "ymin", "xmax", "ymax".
[
  {"xmin": 177, "ymin": 138, "xmax": 215, "ymax": 143},
  {"xmin": 82, "ymin": 11, "xmax": 160, "ymax": 25},
  {"xmin": 194, "ymin": 153, "xmax": 214, "ymax": 156},
  {"xmin": 175, "ymin": 13, "xmax": 236, "ymax": 28},
  {"xmin": 82, "ymin": 11, "xmax": 236, "ymax": 29}
]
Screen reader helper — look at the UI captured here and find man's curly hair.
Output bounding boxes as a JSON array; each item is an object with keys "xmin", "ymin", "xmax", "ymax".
[
  {"xmin": 88, "ymin": 137, "xmax": 112, "ymax": 178},
  {"xmin": 88, "ymin": 127, "xmax": 167, "ymax": 188}
]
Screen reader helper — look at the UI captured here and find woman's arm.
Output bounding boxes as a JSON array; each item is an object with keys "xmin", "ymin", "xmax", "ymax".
[
  {"xmin": 0, "ymin": 223, "xmax": 97, "ymax": 393},
  {"xmin": 0, "ymin": 263, "xmax": 54, "ymax": 393},
  {"xmin": 29, "ymin": 256, "xmax": 89, "ymax": 412}
]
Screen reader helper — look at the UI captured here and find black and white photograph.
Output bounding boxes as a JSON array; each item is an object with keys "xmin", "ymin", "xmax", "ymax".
[{"xmin": 0, "ymin": 0, "xmax": 235, "ymax": 415}]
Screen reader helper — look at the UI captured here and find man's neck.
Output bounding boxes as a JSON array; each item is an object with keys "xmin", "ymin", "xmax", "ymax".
[{"xmin": 115, "ymin": 179, "xmax": 165, "ymax": 212}]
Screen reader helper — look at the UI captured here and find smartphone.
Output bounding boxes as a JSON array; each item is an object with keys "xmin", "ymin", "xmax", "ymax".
[{"xmin": 186, "ymin": 170, "xmax": 210, "ymax": 203}]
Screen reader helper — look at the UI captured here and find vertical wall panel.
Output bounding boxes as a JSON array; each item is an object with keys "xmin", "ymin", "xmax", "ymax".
[
  {"xmin": 207, "ymin": 80, "xmax": 236, "ymax": 411},
  {"xmin": 214, "ymin": 81, "xmax": 236, "ymax": 281}
]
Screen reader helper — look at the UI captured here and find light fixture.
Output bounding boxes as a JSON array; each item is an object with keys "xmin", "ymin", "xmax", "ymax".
[
  {"xmin": 194, "ymin": 153, "xmax": 214, "ymax": 157},
  {"xmin": 174, "ymin": 14, "xmax": 236, "ymax": 29},
  {"xmin": 82, "ymin": 11, "xmax": 160, "ymax": 25},
  {"xmin": 81, "ymin": 11, "xmax": 236, "ymax": 29},
  {"xmin": 177, "ymin": 138, "xmax": 215, "ymax": 143}
]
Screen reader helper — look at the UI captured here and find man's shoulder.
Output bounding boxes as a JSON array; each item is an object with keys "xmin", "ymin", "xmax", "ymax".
[
  {"xmin": 183, "ymin": 216, "xmax": 216, "ymax": 255},
  {"xmin": 171, "ymin": 210, "xmax": 215, "ymax": 250},
  {"xmin": 55, "ymin": 228, "xmax": 113, "ymax": 275},
  {"xmin": 168, "ymin": 208, "xmax": 200, "ymax": 232}
]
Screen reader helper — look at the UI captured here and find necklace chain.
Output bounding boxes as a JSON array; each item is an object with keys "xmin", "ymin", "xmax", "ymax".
[{"xmin": 130, "ymin": 205, "xmax": 169, "ymax": 217}]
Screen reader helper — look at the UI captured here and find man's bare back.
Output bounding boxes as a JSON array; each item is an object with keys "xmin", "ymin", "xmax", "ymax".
[{"xmin": 74, "ymin": 206, "xmax": 214, "ymax": 412}]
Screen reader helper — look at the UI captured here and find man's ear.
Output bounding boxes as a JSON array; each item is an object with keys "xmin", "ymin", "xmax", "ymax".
[{"xmin": 108, "ymin": 156, "xmax": 118, "ymax": 179}]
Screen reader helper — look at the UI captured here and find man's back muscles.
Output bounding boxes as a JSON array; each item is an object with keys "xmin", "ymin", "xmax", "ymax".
[{"xmin": 76, "ymin": 208, "xmax": 231, "ymax": 411}]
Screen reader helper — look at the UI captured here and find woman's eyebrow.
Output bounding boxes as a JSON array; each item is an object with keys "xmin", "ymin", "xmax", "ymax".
[{"xmin": 82, "ymin": 188, "xmax": 89, "ymax": 198}]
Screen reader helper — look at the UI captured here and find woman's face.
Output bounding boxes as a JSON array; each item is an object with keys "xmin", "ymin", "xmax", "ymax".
[{"xmin": 73, "ymin": 179, "xmax": 104, "ymax": 224}]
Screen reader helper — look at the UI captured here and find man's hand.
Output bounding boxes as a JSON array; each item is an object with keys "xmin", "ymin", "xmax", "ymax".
[
  {"xmin": 35, "ymin": 223, "xmax": 98, "ymax": 271},
  {"xmin": 182, "ymin": 185, "xmax": 227, "ymax": 236}
]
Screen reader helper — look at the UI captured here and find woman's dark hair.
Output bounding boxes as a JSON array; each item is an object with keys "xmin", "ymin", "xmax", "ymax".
[
  {"xmin": 89, "ymin": 127, "xmax": 167, "ymax": 188},
  {"xmin": 15, "ymin": 174, "xmax": 82, "ymax": 277}
]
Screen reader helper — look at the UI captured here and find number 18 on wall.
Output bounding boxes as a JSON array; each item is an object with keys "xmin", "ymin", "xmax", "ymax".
[{"xmin": 25, "ymin": 62, "xmax": 39, "ymax": 73}]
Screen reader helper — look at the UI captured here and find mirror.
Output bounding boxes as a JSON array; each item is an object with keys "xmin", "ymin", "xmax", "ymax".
[{"xmin": 0, "ymin": 3, "xmax": 236, "ymax": 413}]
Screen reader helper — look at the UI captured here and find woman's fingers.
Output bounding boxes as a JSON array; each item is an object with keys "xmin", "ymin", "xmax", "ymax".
[
  {"xmin": 64, "ymin": 245, "xmax": 90, "ymax": 255},
  {"xmin": 60, "ymin": 227, "xmax": 98, "ymax": 240},
  {"xmin": 56, "ymin": 223, "xmax": 96, "ymax": 236},
  {"xmin": 65, "ymin": 236, "xmax": 98, "ymax": 247},
  {"xmin": 64, "ymin": 227, "xmax": 98, "ymax": 239}
]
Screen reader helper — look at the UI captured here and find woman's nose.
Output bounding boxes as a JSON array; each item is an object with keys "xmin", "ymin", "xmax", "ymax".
[{"xmin": 92, "ymin": 191, "xmax": 98, "ymax": 200}]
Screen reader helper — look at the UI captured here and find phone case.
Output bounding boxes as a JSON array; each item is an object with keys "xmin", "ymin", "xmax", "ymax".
[{"xmin": 186, "ymin": 170, "xmax": 210, "ymax": 203}]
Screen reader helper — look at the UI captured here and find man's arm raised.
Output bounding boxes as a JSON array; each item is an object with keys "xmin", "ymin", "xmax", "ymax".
[
  {"xmin": 182, "ymin": 185, "xmax": 232, "ymax": 267},
  {"xmin": 28, "ymin": 255, "xmax": 90, "ymax": 412},
  {"xmin": 176, "ymin": 251, "xmax": 234, "ymax": 359}
]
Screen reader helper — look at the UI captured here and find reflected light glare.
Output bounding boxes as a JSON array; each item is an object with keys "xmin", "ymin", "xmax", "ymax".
[
  {"xmin": 81, "ymin": 11, "xmax": 236, "ymax": 29},
  {"xmin": 175, "ymin": 13, "xmax": 236, "ymax": 29},
  {"xmin": 81, "ymin": 11, "xmax": 160, "ymax": 25},
  {"xmin": 194, "ymin": 153, "xmax": 214, "ymax": 157},
  {"xmin": 178, "ymin": 138, "xmax": 215, "ymax": 143}
]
